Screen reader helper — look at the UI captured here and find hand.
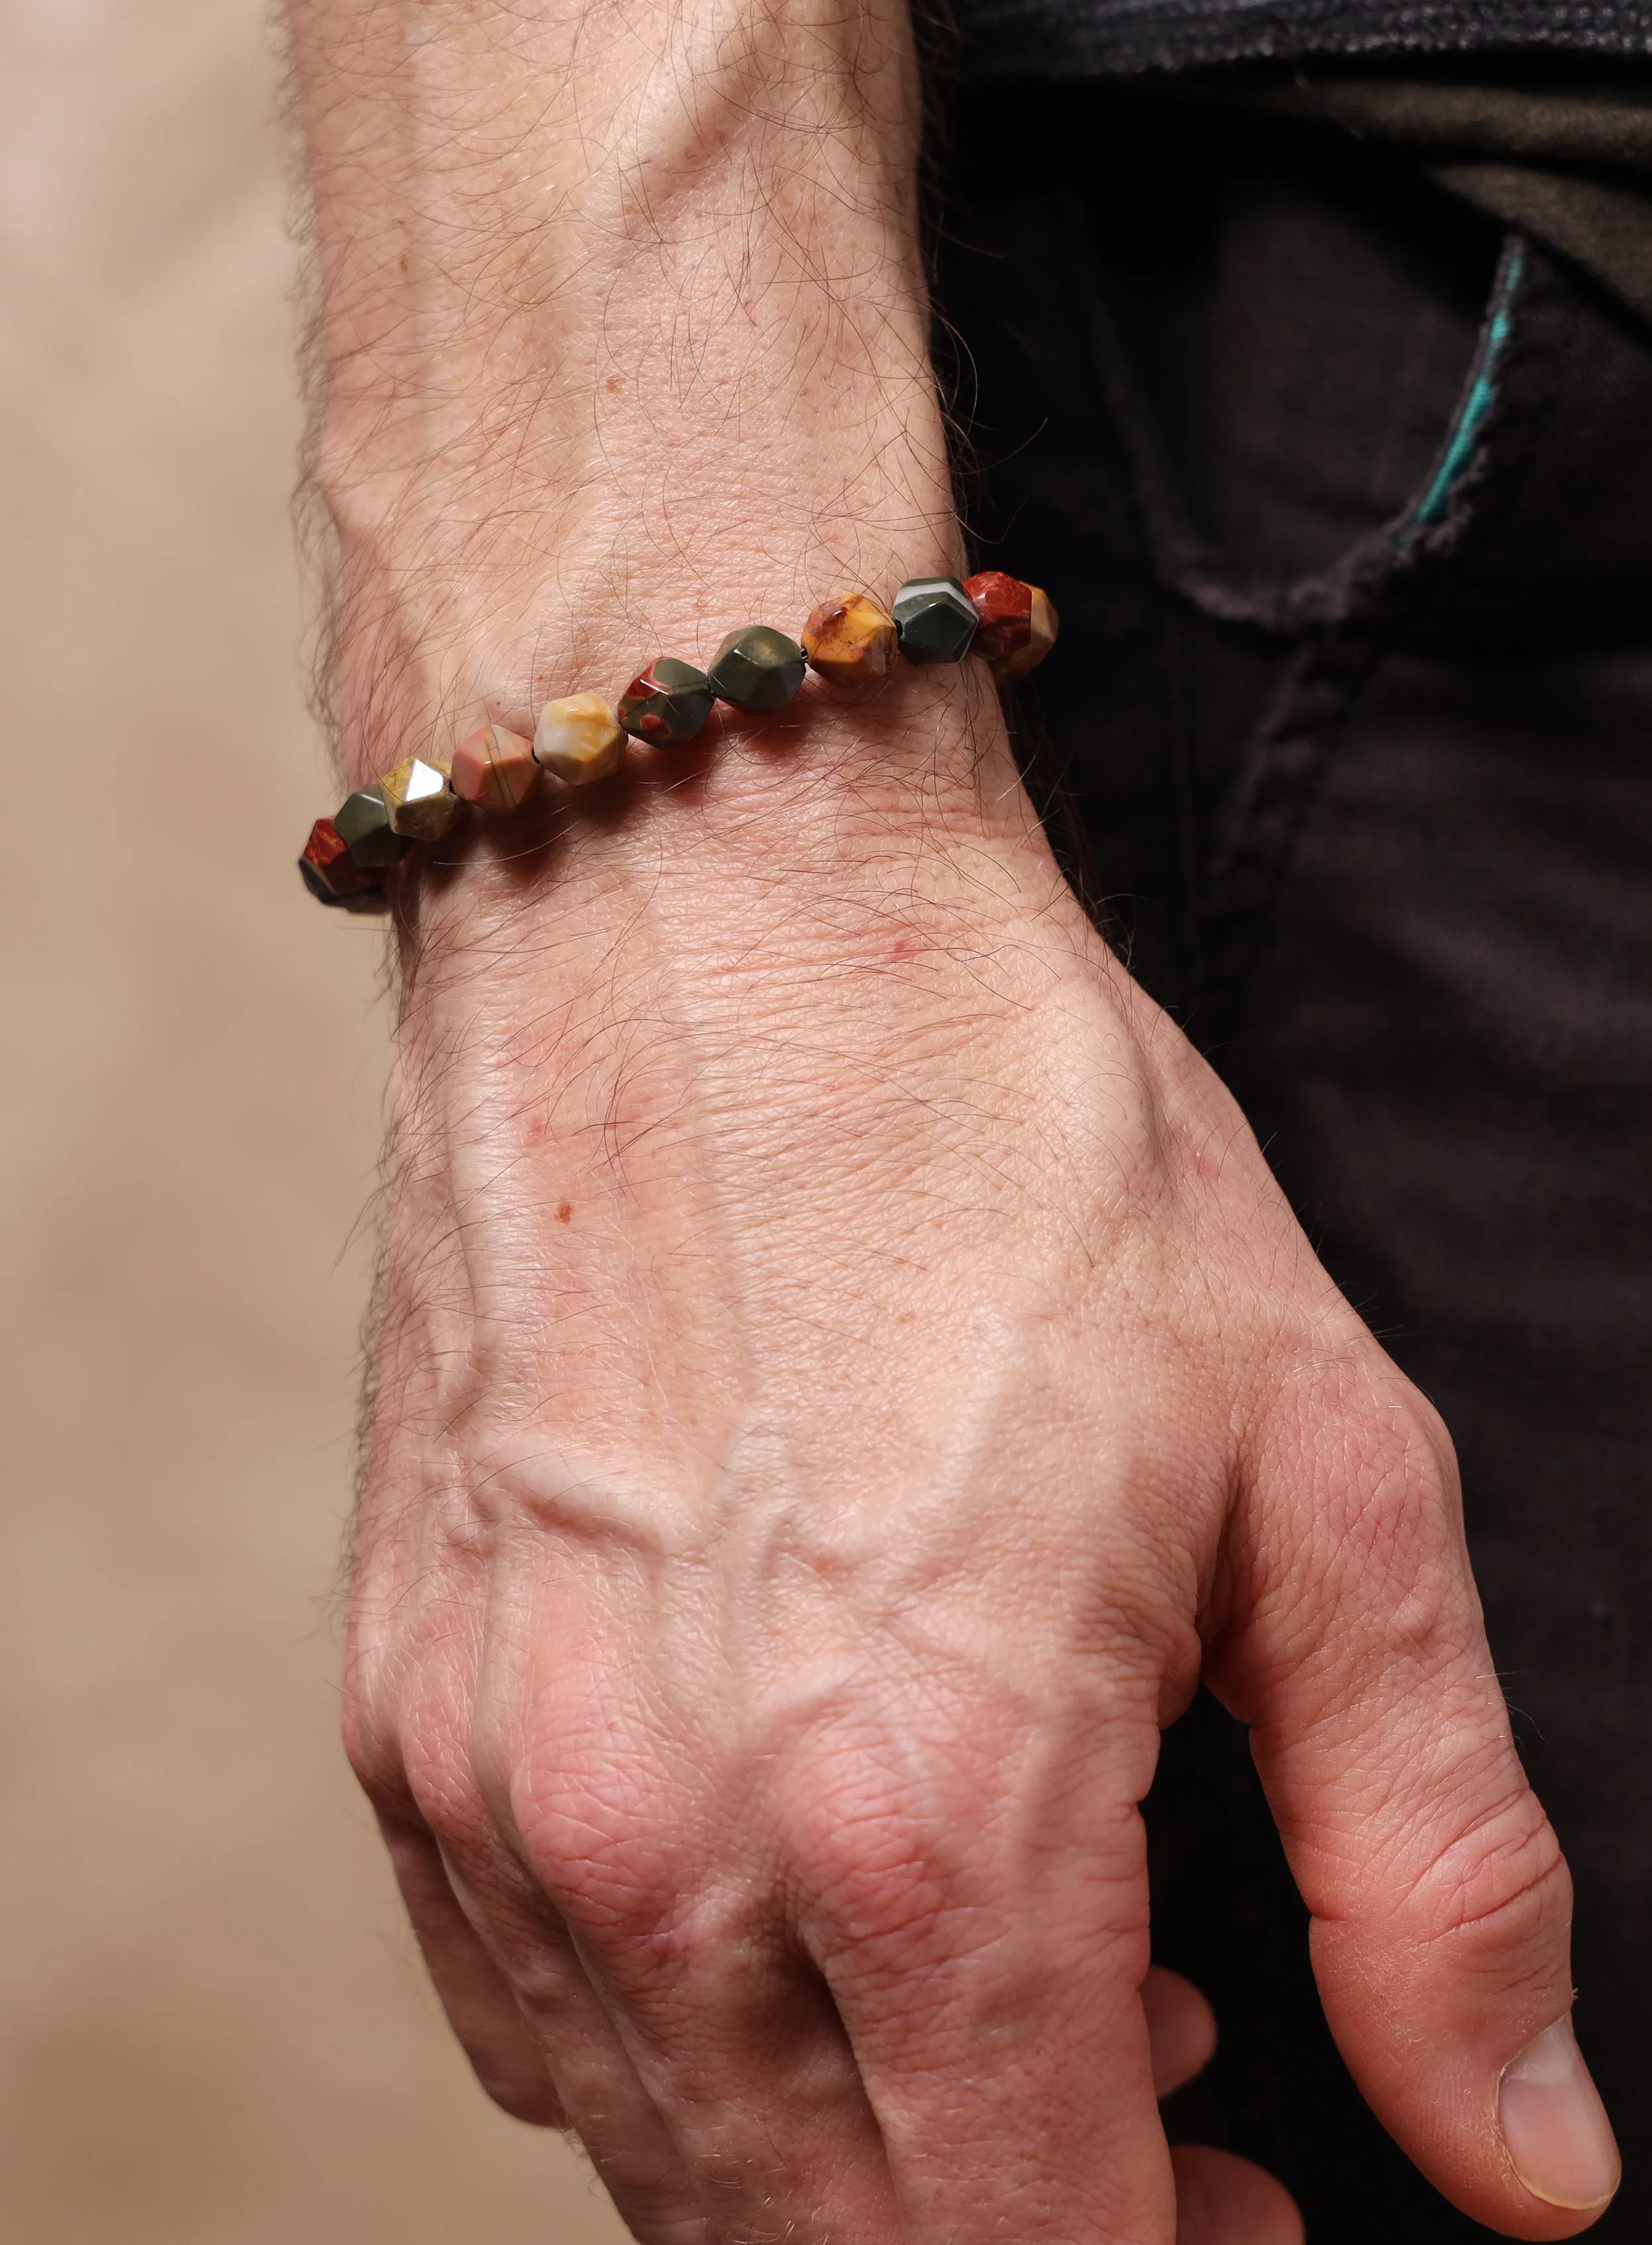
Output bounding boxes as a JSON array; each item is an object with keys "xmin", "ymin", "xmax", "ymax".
[
  {"xmin": 286, "ymin": 0, "xmax": 1618, "ymax": 2235},
  {"xmin": 336, "ymin": 668, "xmax": 1608, "ymax": 2242}
]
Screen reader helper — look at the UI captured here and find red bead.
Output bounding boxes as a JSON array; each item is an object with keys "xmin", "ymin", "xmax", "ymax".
[
  {"xmin": 962, "ymin": 571, "xmax": 1058, "ymax": 678},
  {"xmin": 300, "ymin": 816, "xmax": 385, "ymax": 905},
  {"xmin": 962, "ymin": 571, "xmax": 1032, "ymax": 662}
]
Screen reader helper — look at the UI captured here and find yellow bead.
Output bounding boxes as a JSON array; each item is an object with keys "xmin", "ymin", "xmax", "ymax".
[
  {"xmin": 381, "ymin": 756, "xmax": 461, "ymax": 840},
  {"xmin": 534, "ymin": 694, "xmax": 624, "ymax": 784},
  {"xmin": 801, "ymin": 593, "xmax": 897, "ymax": 688}
]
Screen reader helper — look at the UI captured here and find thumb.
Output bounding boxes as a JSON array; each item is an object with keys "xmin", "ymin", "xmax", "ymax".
[{"xmin": 1223, "ymin": 1353, "xmax": 1620, "ymax": 2239}]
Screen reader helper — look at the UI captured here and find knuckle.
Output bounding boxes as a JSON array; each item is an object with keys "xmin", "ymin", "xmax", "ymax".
[
  {"xmin": 402, "ymin": 1757, "xmax": 487, "ymax": 1853},
  {"xmin": 394, "ymin": 1695, "xmax": 490, "ymax": 1852},
  {"xmin": 1270, "ymin": 1339, "xmax": 1464, "ymax": 1549},
  {"xmin": 340, "ymin": 1671, "xmax": 427, "ymax": 1819},
  {"xmin": 514, "ymin": 1725, "xmax": 682, "ymax": 1948},
  {"xmin": 776, "ymin": 1725, "xmax": 960, "ymax": 1953},
  {"xmin": 1314, "ymin": 1385, "xmax": 1475, "ymax": 1664},
  {"xmin": 1402, "ymin": 1780, "xmax": 1571, "ymax": 1967},
  {"xmin": 798, "ymin": 1794, "xmax": 950, "ymax": 1952},
  {"xmin": 784, "ymin": 1735, "xmax": 1152, "ymax": 2050},
  {"xmin": 341, "ymin": 1700, "xmax": 402, "ymax": 1806},
  {"xmin": 1350, "ymin": 1390, "xmax": 1460, "ymax": 1553},
  {"xmin": 776, "ymin": 1687, "xmax": 1152, "ymax": 1962},
  {"xmin": 1248, "ymin": 1352, "xmax": 1479, "ymax": 1671}
]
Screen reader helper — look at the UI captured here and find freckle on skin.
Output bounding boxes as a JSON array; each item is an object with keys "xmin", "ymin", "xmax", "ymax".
[{"xmin": 557, "ymin": 1202, "xmax": 573, "ymax": 1222}]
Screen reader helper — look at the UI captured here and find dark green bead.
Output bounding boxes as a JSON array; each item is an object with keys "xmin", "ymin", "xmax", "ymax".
[
  {"xmin": 299, "ymin": 855, "xmax": 343, "ymax": 905},
  {"xmin": 334, "ymin": 784, "xmax": 410, "ymax": 868},
  {"xmin": 618, "ymin": 657, "xmax": 715, "ymax": 745},
  {"xmin": 300, "ymin": 857, "xmax": 390, "ymax": 911},
  {"xmin": 892, "ymin": 576, "xmax": 978, "ymax": 664},
  {"xmin": 708, "ymin": 625, "xmax": 806, "ymax": 712}
]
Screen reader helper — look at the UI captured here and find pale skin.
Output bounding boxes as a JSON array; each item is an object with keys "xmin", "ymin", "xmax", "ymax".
[{"xmin": 286, "ymin": 0, "xmax": 1622, "ymax": 2238}]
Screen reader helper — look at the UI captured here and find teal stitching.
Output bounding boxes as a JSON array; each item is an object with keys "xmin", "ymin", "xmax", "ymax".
[{"xmin": 1400, "ymin": 242, "xmax": 1525, "ymax": 539}]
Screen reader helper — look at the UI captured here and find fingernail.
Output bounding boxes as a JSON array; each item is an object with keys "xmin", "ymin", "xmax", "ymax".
[{"xmin": 1498, "ymin": 2015, "xmax": 1621, "ymax": 2211}]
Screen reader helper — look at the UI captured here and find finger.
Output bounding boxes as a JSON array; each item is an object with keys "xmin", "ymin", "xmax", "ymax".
[
  {"xmin": 783, "ymin": 1692, "xmax": 1175, "ymax": 2245},
  {"xmin": 473, "ymin": 1622, "xmax": 909, "ymax": 2245},
  {"xmin": 385, "ymin": 1684, "xmax": 713, "ymax": 2245},
  {"xmin": 379, "ymin": 1814, "xmax": 565, "ymax": 2126},
  {"xmin": 1227, "ymin": 1360, "xmax": 1620, "ymax": 2238},
  {"xmin": 424, "ymin": 1829, "xmax": 716, "ymax": 2245},
  {"xmin": 496, "ymin": 1788, "xmax": 902, "ymax": 2244},
  {"xmin": 1143, "ymin": 1966, "xmax": 1217, "ymax": 2098},
  {"xmin": 497, "ymin": 1688, "xmax": 1166, "ymax": 2244},
  {"xmin": 1171, "ymin": 2146, "xmax": 1303, "ymax": 2245},
  {"xmin": 1148, "ymin": 1978, "xmax": 1301, "ymax": 2242}
]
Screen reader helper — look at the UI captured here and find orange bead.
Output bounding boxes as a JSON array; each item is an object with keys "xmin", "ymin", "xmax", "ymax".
[
  {"xmin": 800, "ymin": 593, "xmax": 897, "ymax": 688},
  {"xmin": 451, "ymin": 724, "xmax": 541, "ymax": 813},
  {"xmin": 963, "ymin": 571, "xmax": 1059, "ymax": 679}
]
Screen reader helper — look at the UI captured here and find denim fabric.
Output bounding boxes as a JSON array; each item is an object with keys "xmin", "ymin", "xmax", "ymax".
[{"xmin": 939, "ymin": 86, "xmax": 1652, "ymax": 2240}]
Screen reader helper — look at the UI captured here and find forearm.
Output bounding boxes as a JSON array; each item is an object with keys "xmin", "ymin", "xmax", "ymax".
[
  {"xmin": 288, "ymin": 0, "xmax": 1140, "ymax": 1485},
  {"xmin": 288, "ymin": 0, "xmax": 976, "ymax": 786}
]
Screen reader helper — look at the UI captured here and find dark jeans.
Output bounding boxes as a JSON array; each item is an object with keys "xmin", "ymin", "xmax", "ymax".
[{"xmin": 939, "ymin": 85, "xmax": 1652, "ymax": 2243}]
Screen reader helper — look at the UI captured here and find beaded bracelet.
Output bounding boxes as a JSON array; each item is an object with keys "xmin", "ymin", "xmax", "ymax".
[{"xmin": 299, "ymin": 571, "xmax": 1057, "ymax": 910}]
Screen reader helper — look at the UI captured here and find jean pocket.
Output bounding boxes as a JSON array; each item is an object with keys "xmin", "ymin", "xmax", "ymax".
[{"xmin": 1081, "ymin": 182, "xmax": 1528, "ymax": 631}]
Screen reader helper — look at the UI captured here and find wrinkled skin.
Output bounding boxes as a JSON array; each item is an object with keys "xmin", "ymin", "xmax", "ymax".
[
  {"xmin": 344, "ymin": 686, "xmax": 1592, "ymax": 2244},
  {"xmin": 283, "ymin": 0, "xmax": 1616, "ymax": 2230}
]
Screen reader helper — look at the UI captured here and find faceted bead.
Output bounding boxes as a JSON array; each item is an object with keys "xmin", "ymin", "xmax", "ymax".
[
  {"xmin": 800, "ymin": 593, "xmax": 897, "ymax": 688},
  {"xmin": 299, "ymin": 816, "xmax": 387, "ymax": 907},
  {"xmin": 892, "ymin": 576, "xmax": 978, "ymax": 664},
  {"xmin": 964, "ymin": 571, "xmax": 1059, "ymax": 679},
  {"xmin": 334, "ymin": 784, "xmax": 410, "ymax": 868},
  {"xmin": 618, "ymin": 657, "xmax": 714, "ymax": 745},
  {"xmin": 383, "ymin": 755, "xmax": 462, "ymax": 840},
  {"xmin": 962, "ymin": 572, "xmax": 1031, "ymax": 663},
  {"xmin": 451, "ymin": 725, "xmax": 540, "ymax": 814},
  {"xmin": 708, "ymin": 625, "xmax": 806, "ymax": 711},
  {"xmin": 533, "ymin": 693, "xmax": 625, "ymax": 785},
  {"xmin": 997, "ymin": 587, "xmax": 1057, "ymax": 678}
]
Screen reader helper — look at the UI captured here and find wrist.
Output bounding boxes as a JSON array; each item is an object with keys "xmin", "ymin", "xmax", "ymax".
[
  {"xmin": 296, "ymin": 0, "xmax": 946, "ymax": 782},
  {"xmin": 396, "ymin": 661, "xmax": 1062, "ymax": 977},
  {"xmin": 325, "ymin": 516, "xmax": 966, "ymax": 793}
]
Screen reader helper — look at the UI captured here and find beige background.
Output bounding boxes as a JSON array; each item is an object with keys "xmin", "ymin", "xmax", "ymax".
[{"xmin": 0, "ymin": 3, "xmax": 629, "ymax": 2236}]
